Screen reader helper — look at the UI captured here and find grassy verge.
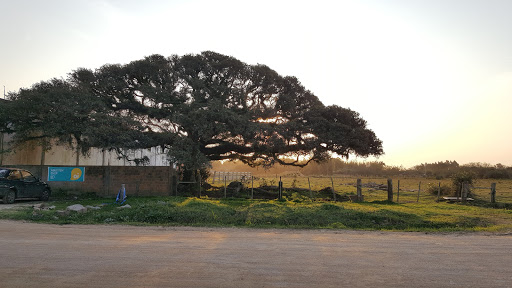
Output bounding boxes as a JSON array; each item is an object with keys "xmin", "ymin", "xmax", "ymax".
[{"xmin": 1, "ymin": 195, "xmax": 511, "ymax": 232}]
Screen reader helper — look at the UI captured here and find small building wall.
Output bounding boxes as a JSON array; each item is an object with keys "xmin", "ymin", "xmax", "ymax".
[
  {"xmin": 5, "ymin": 165, "xmax": 176, "ymax": 198},
  {"xmin": 1, "ymin": 132, "xmax": 178, "ymax": 197}
]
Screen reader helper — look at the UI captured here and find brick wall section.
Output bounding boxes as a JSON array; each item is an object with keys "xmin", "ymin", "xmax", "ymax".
[{"xmin": 3, "ymin": 165, "xmax": 176, "ymax": 197}]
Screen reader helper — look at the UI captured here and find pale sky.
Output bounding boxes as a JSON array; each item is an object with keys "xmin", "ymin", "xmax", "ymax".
[{"xmin": 1, "ymin": 0, "xmax": 511, "ymax": 168}]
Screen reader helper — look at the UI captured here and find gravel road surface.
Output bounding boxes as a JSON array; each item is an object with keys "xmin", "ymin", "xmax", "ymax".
[{"xmin": 0, "ymin": 220, "xmax": 511, "ymax": 287}]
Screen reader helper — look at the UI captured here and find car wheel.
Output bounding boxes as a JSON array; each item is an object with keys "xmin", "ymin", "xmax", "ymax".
[
  {"xmin": 3, "ymin": 190, "xmax": 16, "ymax": 204},
  {"xmin": 40, "ymin": 189, "xmax": 50, "ymax": 201}
]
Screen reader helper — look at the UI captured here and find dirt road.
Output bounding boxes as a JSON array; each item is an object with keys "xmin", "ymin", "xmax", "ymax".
[{"xmin": 0, "ymin": 220, "xmax": 511, "ymax": 287}]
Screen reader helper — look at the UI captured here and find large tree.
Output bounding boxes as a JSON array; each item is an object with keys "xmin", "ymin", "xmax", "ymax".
[{"xmin": 5, "ymin": 51, "xmax": 383, "ymax": 168}]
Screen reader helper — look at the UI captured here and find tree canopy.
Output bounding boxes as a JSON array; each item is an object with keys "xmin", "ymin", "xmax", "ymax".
[{"xmin": 3, "ymin": 51, "xmax": 383, "ymax": 168}]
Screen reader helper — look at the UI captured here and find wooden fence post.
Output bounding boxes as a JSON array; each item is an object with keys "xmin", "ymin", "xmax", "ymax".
[
  {"xmin": 387, "ymin": 179, "xmax": 393, "ymax": 202},
  {"xmin": 278, "ymin": 176, "xmax": 283, "ymax": 200},
  {"xmin": 437, "ymin": 182, "xmax": 441, "ymax": 202},
  {"xmin": 356, "ymin": 179, "xmax": 362, "ymax": 202},
  {"xmin": 224, "ymin": 176, "xmax": 227, "ymax": 198},
  {"xmin": 308, "ymin": 177, "xmax": 312, "ymax": 199},
  {"xmin": 251, "ymin": 176, "xmax": 254, "ymax": 200},
  {"xmin": 417, "ymin": 181, "xmax": 421, "ymax": 202},
  {"xmin": 491, "ymin": 183, "xmax": 496, "ymax": 203},
  {"xmin": 397, "ymin": 180, "xmax": 400, "ymax": 203},
  {"xmin": 462, "ymin": 182, "xmax": 468, "ymax": 203},
  {"xmin": 331, "ymin": 177, "xmax": 336, "ymax": 202},
  {"xmin": 462, "ymin": 183, "xmax": 469, "ymax": 203}
]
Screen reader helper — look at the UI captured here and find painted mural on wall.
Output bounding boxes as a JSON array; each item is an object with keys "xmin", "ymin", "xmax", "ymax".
[{"xmin": 48, "ymin": 167, "xmax": 85, "ymax": 181}]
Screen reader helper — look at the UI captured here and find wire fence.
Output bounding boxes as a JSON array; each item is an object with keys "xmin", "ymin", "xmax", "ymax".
[{"xmin": 204, "ymin": 176, "xmax": 512, "ymax": 204}]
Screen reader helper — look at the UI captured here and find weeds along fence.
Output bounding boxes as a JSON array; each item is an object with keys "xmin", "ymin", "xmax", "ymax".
[{"xmin": 204, "ymin": 176, "xmax": 512, "ymax": 204}]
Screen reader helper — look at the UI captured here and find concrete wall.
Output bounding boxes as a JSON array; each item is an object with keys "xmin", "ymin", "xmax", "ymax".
[{"xmin": 5, "ymin": 165, "xmax": 177, "ymax": 198}]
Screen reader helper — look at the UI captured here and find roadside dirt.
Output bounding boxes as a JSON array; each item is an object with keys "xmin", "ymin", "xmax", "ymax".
[{"xmin": 1, "ymin": 220, "xmax": 511, "ymax": 287}]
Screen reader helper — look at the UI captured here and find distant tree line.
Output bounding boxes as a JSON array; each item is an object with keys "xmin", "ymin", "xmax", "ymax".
[{"xmin": 409, "ymin": 161, "xmax": 512, "ymax": 179}]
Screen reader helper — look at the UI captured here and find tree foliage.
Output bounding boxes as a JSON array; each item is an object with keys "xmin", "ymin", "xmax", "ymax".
[
  {"xmin": 3, "ymin": 51, "xmax": 383, "ymax": 169},
  {"xmin": 0, "ymin": 99, "xmax": 13, "ymax": 133}
]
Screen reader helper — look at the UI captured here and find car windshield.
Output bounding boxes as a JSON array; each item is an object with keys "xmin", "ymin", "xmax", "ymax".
[{"xmin": 0, "ymin": 169, "xmax": 9, "ymax": 178}]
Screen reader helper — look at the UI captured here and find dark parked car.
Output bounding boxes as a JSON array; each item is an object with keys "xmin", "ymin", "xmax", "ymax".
[{"xmin": 0, "ymin": 168, "xmax": 51, "ymax": 204}]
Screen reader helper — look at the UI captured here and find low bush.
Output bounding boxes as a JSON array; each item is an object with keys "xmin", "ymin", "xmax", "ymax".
[
  {"xmin": 452, "ymin": 171, "xmax": 475, "ymax": 197},
  {"xmin": 426, "ymin": 183, "xmax": 452, "ymax": 196}
]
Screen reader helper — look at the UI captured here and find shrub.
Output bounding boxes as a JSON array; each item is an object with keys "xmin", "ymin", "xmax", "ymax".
[
  {"xmin": 451, "ymin": 171, "xmax": 475, "ymax": 197},
  {"xmin": 291, "ymin": 178, "xmax": 298, "ymax": 188},
  {"xmin": 426, "ymin": 183, "xmax": 452, "ymax": 196},
  {"xmin": 285, "ymin": 192, "xmax": 310, "ymax": 203}
]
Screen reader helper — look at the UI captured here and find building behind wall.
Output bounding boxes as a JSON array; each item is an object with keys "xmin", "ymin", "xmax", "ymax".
[{"xmin": 0, "ymin": 134, "xmax": 170, "ymax": 167}]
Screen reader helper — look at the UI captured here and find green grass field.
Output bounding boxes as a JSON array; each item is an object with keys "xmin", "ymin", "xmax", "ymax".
[{"xmin": 1, "ymin": 180, "xmax": 511, "ymax": 232}]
